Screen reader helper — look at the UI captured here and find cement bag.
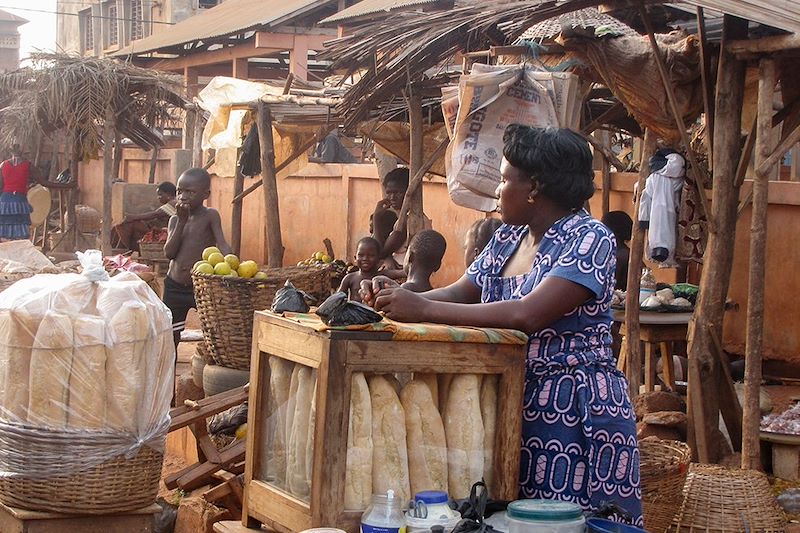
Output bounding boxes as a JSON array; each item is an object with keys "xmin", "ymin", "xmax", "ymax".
[{"xmin": 446, "ymin": 64, "xmax": 559, "ymax": 211}]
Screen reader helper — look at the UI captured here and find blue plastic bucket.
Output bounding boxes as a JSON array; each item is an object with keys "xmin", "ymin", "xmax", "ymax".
[{"xmin": 586, "ymin": 518, "xmax": 649, "ymax": 533}]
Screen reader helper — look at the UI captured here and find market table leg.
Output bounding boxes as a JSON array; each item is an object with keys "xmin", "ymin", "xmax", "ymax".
[{"xmin": 660, "ymin": 342, "xmax": 675, "ymax": 390}]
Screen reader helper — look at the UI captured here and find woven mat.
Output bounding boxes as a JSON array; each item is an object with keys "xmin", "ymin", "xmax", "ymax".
[{"xmin": 281, "ymin": 312, "xmax": 528, "ymax": 345}]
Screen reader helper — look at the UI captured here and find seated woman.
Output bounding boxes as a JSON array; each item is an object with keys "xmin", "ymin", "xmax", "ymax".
[
  {"xmin": 113, "ymin": 181, "xmax": 177, "ymax": 251},
  {"xmin": 361, "ymin": 125, "xmax": 642, "ymax": 524}
]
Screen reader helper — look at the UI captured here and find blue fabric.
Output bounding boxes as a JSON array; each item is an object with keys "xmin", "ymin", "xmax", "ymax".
[
  {"xmin": 466, "ymin": 210, "xmax": 643, "ymax": 526},
  {"xmin": 0, "ymin": 193, "xmax": 32, "ymax": 239}
]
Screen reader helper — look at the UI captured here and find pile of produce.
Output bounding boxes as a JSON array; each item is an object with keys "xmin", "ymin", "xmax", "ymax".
[
  {"xmin": 139, "ymin": 228, "xmax": 168, "ymax": 244},
  {"xmin": 297, "ymin": 251, "xmax": 355, "ymax": 277},
  {"xmin": 611, "ymin": 283, "xmax": 697, "ymax": 312},
  {"xmin": 762, "ymin": 403, "xmax": 800, "ymax": 435},
  {"xmin": 192, "ymin": 246, "xmax": 266, "ymax": 279}
]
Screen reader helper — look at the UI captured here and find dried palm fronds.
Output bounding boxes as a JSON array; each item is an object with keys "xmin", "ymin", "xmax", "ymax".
[{"xmin": 0, "ymin": 53, "xmax": 184, "ymax": 158}]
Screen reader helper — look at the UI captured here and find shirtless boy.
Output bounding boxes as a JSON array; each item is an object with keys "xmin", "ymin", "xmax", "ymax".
[
  {"xmin": 337, "ymin": 237, "xmax": 381, "ymax": 303},
  {"xmin": 164, "ymin": 168, "xmax": 231, "ymax": 348}
]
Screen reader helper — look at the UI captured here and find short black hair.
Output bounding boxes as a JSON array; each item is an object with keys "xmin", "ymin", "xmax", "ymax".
[
  {"xmin": 383, "ymin": 167, "xmax": 409, "ymax": 190},
  {"xmin": 601, "ymin": 211, "xmax": 633, "ymax": 242},
  {"xmin": 179, "ymin": 167, "xmax": 212, "ymax": 189},
  {"xmin": 502, "ymin": 125, "xmax": 595, "ymax": 210},
  {"xmin": 157, "ymin": 181, "xmax": 177, "ymax": 196},
  {"xmin": 467, "ymin": 218, "xmax": 502, "ymax": 253},
  {"xmin": 409, "ymin": 230, "xmax": 446, "ymax": 270},
  {"xmin": 357, "ymin": 236, "xmax": 381, "ymax": 254}
]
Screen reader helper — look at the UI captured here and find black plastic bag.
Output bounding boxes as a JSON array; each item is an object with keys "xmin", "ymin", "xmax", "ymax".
[
  {"xmin": 316, "ymin": 291, "xmax": 382, "ymax": 327},
  {"xmin": 272, "ymin": 281, "xmax": 311, "ymax": 313},
  {"xmin": 451, "ymin": 482, "xmax": 502, "ymax": 533},
  {"xmin": 239, "ymin": 124, "xmax": 261, "ymax": 177},
  {"xmin": 209, "ymin": 403, "xmax": 248, "ymax": 436}
]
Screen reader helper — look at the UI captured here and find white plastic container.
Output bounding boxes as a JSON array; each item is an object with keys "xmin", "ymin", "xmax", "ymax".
[
  {"xmin": 405, "ymin": 490, "xmax": 460, "ymax": 533},
  {"xmin": 361, "ymin": 490, "xmax": 406, "ymax": 533},
  {"xmin": 506, "ymin": 499, "xmax": 586, "ymax": 533}
]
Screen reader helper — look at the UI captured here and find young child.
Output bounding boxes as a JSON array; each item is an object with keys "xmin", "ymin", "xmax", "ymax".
[
  {"xmin": 601, "ymin": 210, "xmax": 633, "ymax": 290},
  {"xmin": 163, "ymin": 168, "xmax": 232, "ymax": 349},
  {"xmin": 338, "ymin": 237, "xmax": 382, "ymax": 302},
  {"xmin": 401, "ymin": 229, "xmax": 446, "ymax": 293},
  {"xmin": 464, "ymin": 218, "xmax": 502, "ymax": 267}
]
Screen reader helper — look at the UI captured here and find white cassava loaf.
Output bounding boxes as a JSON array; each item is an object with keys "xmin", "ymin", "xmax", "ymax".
[
  {"xmin": 345, "ymin": 372, "xmax": 373, "ymax": 509},
  {"xmin": 480, "ymin": 375, "xmax": 498, "ymax": 493},
  {"xmin": 267, "ymin": 357, "xmax": 294, "ymax": 487},
  {"xmin": 287, "ymin": 365, "xmax": 315, "ymax": 499},
  {"xmin": 69, "ymin": 316, "xmax": 107, "ymax": 429},
  {"xmin": 401, "ymin": 380, "xmax": 448, "ymax": 496},
  {"xmin": 369, "ymin": 375, "xmax": 410, "ymax": 504},
  {"xmin": 444, "ymin": 374, "xmax": 484, "ymax": 499},
  {"xmin": 28, "ymin": 311, "xmax": 73, "ymax": 428}
]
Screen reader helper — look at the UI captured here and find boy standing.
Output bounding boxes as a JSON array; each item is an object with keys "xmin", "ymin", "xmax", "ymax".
[
  {"xmin": 338, "ymin": 237, "xmax": 382, "ymax": 303},
  {"xmin": 401, "ymin": 229, "xmax": 446, "ymax": 293},
  {"xmin": 164, "ymin": 168, "xmax": 232, "ymax": 348}
]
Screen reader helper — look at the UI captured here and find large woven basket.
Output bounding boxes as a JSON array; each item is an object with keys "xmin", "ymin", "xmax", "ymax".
[
  {"xmin": 0, "ymin": 422, "xmax": 164, "ymax": 514},
  {"xmin": 639, "ymin": 438, "xmax": 692, "ymax": 533},
  {"xmin": 193, "ymin": 266, "xmax": 330, "ymax": 370},
  {"xmin": 673, "ymin": 464, "xmax": 786, "ymax": 532}
]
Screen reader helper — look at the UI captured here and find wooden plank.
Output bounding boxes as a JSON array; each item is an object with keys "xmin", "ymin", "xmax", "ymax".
[
  {"xmin": 742, "ymin": 57, "xmax": 776, "ymax": 471},
  {"xmin": 697, "ymin": 7, "xmax": 714, "ymax": 166},
  {"xmin": 644, "ymin": 343, "xmax": 656, "ymax": 392},
  {"xmin": 246, "ymin": 331, "xmax": 270, "ymax": 485},
  {"xmin": 772, "ymin": 443, "xmax": 800, "ymax": 480},
  {"xmin": 148, "ymin": 146, "xmax": 159, "ymax": 184},
  {"xmin": 256, "ymin": 102, "xmax": 285, "ymax": 267},
  {"xmin": 231, "ymin": 160, "xmax": 244, "ymax": 255},
  {"xmin": 169, "ymin": 386, "xmax": 249, "ymax": 431},
  {"xmin": 660, "ymin": 342, "xmax": 676, "ymax": 390},
  {"xmin": 214, "ymin": 520, "xmax": 262, "ymax": 533},
  {"xmin": 0, "ymin": 503, "xmax": 160, "ymax": 533},
  {"xmin": 494, "ymin": 361, "xmax": 525, "ymax": 500},
  {"xmin": 246, "ymin": 481, "xmax": 312, "ymax": 533},
  {"xmin": 709, "ymin": 323, "xmax": 743, "ymax": 453},
  {"xmin": 755, "ymin": 121, "xmax": 800, "ymax": 178},
  {"xmin": 101, "ymin": 108, "xmax": 115, "ymax": 256},
  {"xmin": 728, "ymin": 33, "xmax": 800, "ymax": 55},
  {"xmin": 192, "ymin": 110, "xmax": 204, "ymax": 168},
  {"xmin": 174, "ymin": 440, "xmax": 247, "ymax": 491},
  {"xmin": 407, "ymin": 87, "xmax": 425, "ymax": 237},
  {"xmin": 623, "ymin": 130, "xmax": 656, "ymax": 400}
]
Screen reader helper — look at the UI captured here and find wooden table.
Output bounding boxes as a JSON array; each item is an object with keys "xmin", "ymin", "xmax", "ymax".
[
  {"xmin": 615, "ymin": 310, "xmax": 692, "ymax": 392},
  {"xmin": 0, "ymin": 502, "xmax": 160, "ymax": 533}
]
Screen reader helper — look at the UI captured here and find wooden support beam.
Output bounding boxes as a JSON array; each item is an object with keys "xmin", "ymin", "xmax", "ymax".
[
  {"xmin": 728, "ymin": 33, "xmax": 800, "ymax": 56},
  {"xmin": 686, "ymin": 14, "xmax": 748, "ymax": 464},
  {"xmin": 742, "ymin": 57, "xmax": 776, "ymax": 471},
  {"xmin": 697, "ymin": 7, "xmax": 714, "ymax": 167},
  {"xmin": 393, "ymin": 136, "xmax": 449, "ymax": 235},
  {"xmin": 101, "ymin": 108, "xmax": 115, "ymax": 256},
  {"xmin": 228, "ymin": 94, "xmax": 339, "ymax": 108},
  {"xmin": 623, "ymin": 129, "xmax": 656, "ymax": 401},
  {"xmin": 581, "ymin": 101, "xmax": 625, "ymax": 137},
  {"xmin": 112, "ymin": 131, "xmax": 123, "ymax": 181},
  {"xmin": 754, "ymin": 121, "xmax": 800, "ymax": 178},
  {"xmin": 709, "ymin": 323, "xmax": 743, "ymax": 452},
  {"xmin": 735, "ymin": 117, "xmax": 757, "ymax": 188},
  {"xmin": 256, "ymin": 102, "xmax": 285, "ymax": 267},
  {"xmin": 192, "ymin": 110, "xmax": 204, "ymax": 168},
  {"xmin": 231, "ymin": 158, "xmax": 244, "ymax": 255},
  {"xmin": 148, "ymin": 146, "xmax": 159, "ymax": 184},
  {"xmin": 640, "ymin": 6, "xmax": 712, "ymax": 228},
  {"xmin": 407, "ymin": 88, "xmax": 425, "ymax": 237},
  {"xmin": 584, "ymin": 134, "xmax": 627, "ymax": 171}
]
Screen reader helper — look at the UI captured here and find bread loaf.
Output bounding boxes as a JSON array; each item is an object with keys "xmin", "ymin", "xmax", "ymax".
[
  {"xmin": 106, "ymin": 302, "xmax": 148, "ymax": 431},
  {"xmin": 304, "ymin": 370, "xmax": 318, "ymax": 489},
  {"xmin": 284, "ymin": 363, "xmax": 301, "ymax": 470},
  {"xmin": 345, "ymin": 372, "xmax": 373, "ymax": 509},
  {"xmin": 0, "ymin": 309, "xmax": 38, "ymax": 421},
  {"xmin": 28, "ymin": 311, "xmax": 74, "ymax": 428},
  {"xmin": 68, "ymin": 316, "xmax": 108, "ymax": 429},
  {"xmin": 287, "ymin": 365, "xmax": 314, "ymax": 499},
  {"xmin": 480, "ymin": 375, "xmax": 499, "ymax": 493},
  {"xmin": 384, "ymin": 373, "xmax": 402, "ymax": 395},
  {"xmin": 267, "ymin": 357, "xmax": 294, "ymax": 487},
  {"xmin": 369, "ymin": 374, "xmax": 410, "ymax": 504},
  {"xmin": 415, "ymin": 373, "xmax": 439, "ymax": 407},
  {"xmin": 438, "ymin": 374, "xmax": 454, "ymax": 413},
  {"xmin": 401, "ymin": 380, "xmax": 448, "ymax": 496},
  {"xmin": 443, "ymin": 374, "xmax": 484, "ymax": 499}
]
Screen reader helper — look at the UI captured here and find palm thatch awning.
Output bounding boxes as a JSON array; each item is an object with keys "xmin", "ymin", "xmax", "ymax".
[{"xmin": 0, "ymin": 53, "xmax": 186, "ymax": 159}]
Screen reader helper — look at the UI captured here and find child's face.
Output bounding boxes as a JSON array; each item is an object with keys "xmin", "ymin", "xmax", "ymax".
[
  {"xmin": 384, "ymin": 183, "xmax": 406, "ymax": 211},
  {"xmin": 176, "ymin": 175, "xmax": 210, "ymax": 210},
  {"xmin": 355, "ymin": 243, "xmax": 379, "ymax": 273}
]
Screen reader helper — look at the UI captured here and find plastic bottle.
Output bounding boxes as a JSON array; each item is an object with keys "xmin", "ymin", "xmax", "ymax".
[
  {"xmin": 361, "ymin": 490, "xmax": 406, "ymax": 533},
  {"xmin": 639, "ymin": 267, "xmax": 657, "ymax": 305}
]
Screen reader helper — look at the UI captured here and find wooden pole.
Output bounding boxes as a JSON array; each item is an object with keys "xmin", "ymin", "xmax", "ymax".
[
  {"xmin": 148, "ymin": 146, "xmax": 159, "ymax": 184},
  {"xmin": 393, "ymin": 137, "xmax": 449, "ymax": 234},
  {"xmin": 101, "ymin": 108, "xmax": 115, "ymax": 256},
  {"xmin": 407, "ymin": 87, "xmax": 425, "ymax": 237},
  {"xmin": 623, "ymin": 130, "xmax": 656, "ymax": 401},
  {"xmin": 742, "ymin": 58, "xmax": 776, "ymax": 471},
  {"xmin": 697, "ymin": 7, "xmax": 714, "ymax": 167},
  {"xmin": 183, "ymin": 107, "xmax": 196, "ymax": 151},
  {"xmin": 112, "ymin": 131, "xmax": 123, "ymax": 182},
  {"xmin": 256, "ymin": 102, "xmax": 284, "ymax": 267},
  {"xmin": 192, "ymin": 111, "xmax": 204, "ymax": 168},
  {"xmin": 686, "ymin": 15, "xmax": 748, "ymax": 464},
  {"xmin": 231, "ymin": 154, "xmax": 244, "ymax": 255},
  {"xmin": 69, "ymin": 136, "xmax": 79, "ymax": 251}
]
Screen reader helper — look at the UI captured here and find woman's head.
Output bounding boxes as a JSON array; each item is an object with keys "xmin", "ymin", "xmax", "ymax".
[
  {"xmin": 383, "ymin": 167, "xmax": 409, "ymax": 210},
  {"xmin": 464, "ymin": 217, "xmax": 502, "ymax": 267},
  {"xmin": 601, "ymin": 210, "xmax": 633, "ymax": 243},
  {"xmin": 498, "ymin": 125, "xmax": 595, "ymax": 224}
]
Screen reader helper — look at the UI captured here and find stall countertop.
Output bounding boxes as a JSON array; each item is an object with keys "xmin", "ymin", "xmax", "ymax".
[{"xmin": 613, "ymin": 309, "xmax": 693, "ymax": 325}]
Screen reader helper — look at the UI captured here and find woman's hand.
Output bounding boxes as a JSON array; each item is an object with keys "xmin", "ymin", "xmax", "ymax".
[
  {"xmin": 374, "ymin": 287, "xmax": 428, "ymax": 323},
  {"xmin": 359, "ymin": 276, "xmax": 399, "ymax": 307}
]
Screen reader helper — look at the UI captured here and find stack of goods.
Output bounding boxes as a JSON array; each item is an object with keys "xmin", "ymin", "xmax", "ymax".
[
  {"xmin": 610, "ymin": 283, "xmax": 697, "ymax": 312},
  {"xmin": 262, "ymin": 361, "xmax": 498, "ymax": 509},
  {"xmin": 762, "ymin": 402, "xmax": 800, "ymax": 435},
  {"xmin": 138, "ymin": 228, "xmax": 168, "ymax": 260},
  {"xmin": 296, "ymin": 251, "xmax": 355, "ymax": 290},
  {"xmin": 0, "ymin": 250, "xmax": 174, "ymax": 513}
]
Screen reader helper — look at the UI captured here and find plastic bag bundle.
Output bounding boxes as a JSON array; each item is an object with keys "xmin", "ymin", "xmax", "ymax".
[
  {"xmin": 0, "ymin": 249, "xmax": 174, "ymax": 481},
  {"xmin": 271, "ymin": 281, "xmax": 311, "ymax": 314},
  {"xmin": 316, "ymin": 291, "xmax": 382, "ymax": 327}
]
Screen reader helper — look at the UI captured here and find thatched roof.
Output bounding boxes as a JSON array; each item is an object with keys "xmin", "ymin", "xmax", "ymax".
[{"xmin": 0, "ymin": 53, "xmax": 185, "ymax": 158}]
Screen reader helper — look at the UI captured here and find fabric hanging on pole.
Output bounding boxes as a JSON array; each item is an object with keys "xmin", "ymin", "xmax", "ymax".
[{"xmin": 239, "ymin": 124, "xmax": 261, "ymax": 177}]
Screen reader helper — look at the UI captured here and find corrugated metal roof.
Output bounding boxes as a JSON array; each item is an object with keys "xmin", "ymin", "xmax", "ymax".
[
  {"xmin": 672, "ymin": 0, "xmax": 800, "ymax": 34},
  {"xmin": 113, "ymin": 0, "xmax": 334, "ymax": 57},
  {"xmin": 319, "ymin": 0, "xmax": 440, "ymax": 25}
]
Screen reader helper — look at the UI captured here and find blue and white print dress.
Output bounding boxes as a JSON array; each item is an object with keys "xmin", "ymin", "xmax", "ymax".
[{"xmin": 466, "ymin": 210, "xmax": 643, "ymax": 525}]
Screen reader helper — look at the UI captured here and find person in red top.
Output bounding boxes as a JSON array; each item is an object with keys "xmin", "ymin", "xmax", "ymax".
[{"xmin": 0, "ymin": 144, "xmax": 36, "ymax": 241}]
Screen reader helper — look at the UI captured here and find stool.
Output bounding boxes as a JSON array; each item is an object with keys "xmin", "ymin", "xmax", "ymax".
[
  {"xmin": 616, "ymin": 321, "xmax": 688, "ymax": 392},
  {"xmin": 0, "ymin": 502, "xmax": 160, "ymax": 533},
  {"xmin": 761, "ymin": 431, "xmax": 800, "ymax": 480}
]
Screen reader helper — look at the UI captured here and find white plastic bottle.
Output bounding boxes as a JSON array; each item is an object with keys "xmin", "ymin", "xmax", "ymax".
[{"xmin": 361, "ymin": 490, "xmax": 406, "ymax": 533}]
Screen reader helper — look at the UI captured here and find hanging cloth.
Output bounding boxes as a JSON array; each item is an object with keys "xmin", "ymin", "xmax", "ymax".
[
  {"xmin": 638, "ymin": 151, "xmax": 686, "ymax": 265},
  {"xmin": 238, "ymin": 124, "xmax": 261, "ymax": 177}
]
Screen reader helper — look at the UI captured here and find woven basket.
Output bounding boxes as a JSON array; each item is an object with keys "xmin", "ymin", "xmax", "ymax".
[
  {"xmin": 639, "ymin": 438, "xmax": 691, "ymax": 533},
  {"xmin": 193, "ymin": 266, "xmax": 330, "ymax": 370},
  {"xmin": 138, "ymin": 241, "xmax": 167, "ymax": 260},
  {"xmin": 0, "ymin": 423, "xmax": 164, "ymax": 514},
  {"xmin": 672, "ymin": 464, "xmax": 786, "ymax": 532}
]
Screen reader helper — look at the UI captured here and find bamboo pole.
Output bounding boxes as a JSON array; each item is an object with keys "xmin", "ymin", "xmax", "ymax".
[
  {"xmin": 256, "ymin": 102, "xmax": 284, "ymax": 267},
  {"xmin": 697, "ymin": 7, "xmax": 714, "ymax": 167},
  {"xmin": 148, "ymin": 146, "xmax": 159, "ymax": 184},
  {"xmin": 686, "ymin": 15, "xmax": 748, "ymax": 464},
  {"xmin": 407, "ymin": 88, "xmax": 425, "ymax": 237},
  {"xmin": 101, "ymin": 108, "xmax": 115, "ymax": 256},
  {"xmin": 623, "ymin": 130, "xmax": 656, "ymax": 401},
  {"xmin": 742, "ymin": 58, "xmax": 776, "ymax": 471},
  {"xmin": 231, "ymin": 155, "xmax": 244, "ymax": 255}
]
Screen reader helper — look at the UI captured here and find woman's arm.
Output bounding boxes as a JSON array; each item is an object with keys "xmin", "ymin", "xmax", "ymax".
[
  {"xmin": 374, "ymin": 276, "xmax": 592, "ymax": 334},
  {"xmin": 124, "ymin": 209, "xmax": 162, "ymax": 223},
  {"xmin": 361, "ymin": 274, "xmax": 480, "ymax": 307}
]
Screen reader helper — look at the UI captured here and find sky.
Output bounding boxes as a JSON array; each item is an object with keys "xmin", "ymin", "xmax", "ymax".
[{"xmin": 0, "ymin": 0, "xmax": 58, "ymax": 61}]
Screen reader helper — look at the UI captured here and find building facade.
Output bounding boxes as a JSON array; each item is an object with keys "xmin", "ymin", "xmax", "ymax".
[{"xmin": 0, "ymin": 9, "xmax": 27, "ymax": 71}]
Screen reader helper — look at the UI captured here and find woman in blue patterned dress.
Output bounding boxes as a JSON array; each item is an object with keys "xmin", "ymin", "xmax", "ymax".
[{"xmin": 361, "ymin": 125, "xmax": 642, "ymax": 524}]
